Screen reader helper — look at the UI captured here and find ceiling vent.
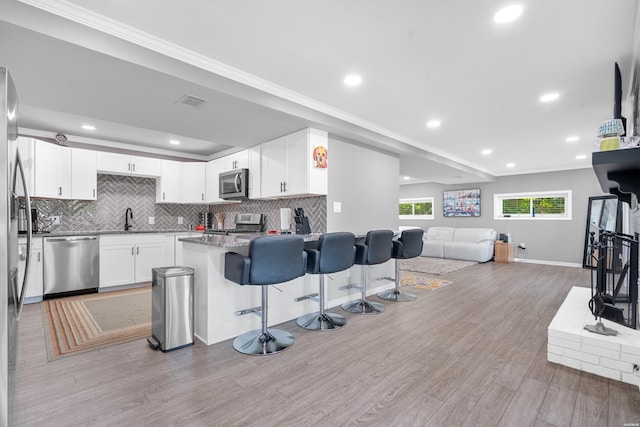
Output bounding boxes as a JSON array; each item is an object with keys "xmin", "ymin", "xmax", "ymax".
[{"xmin": 175, "ymin": 94, "xmax": 207, "ymax": 108}]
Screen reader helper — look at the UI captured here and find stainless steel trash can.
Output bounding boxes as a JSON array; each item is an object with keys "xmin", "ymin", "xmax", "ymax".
[{"xmin": 148, "ymin": 266, "xmax": 194, "ymax": 352}]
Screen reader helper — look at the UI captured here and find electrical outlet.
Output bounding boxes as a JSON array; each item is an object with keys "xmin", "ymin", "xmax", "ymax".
[
  {"xmin": 177, "ymin": 216, "xmax": 183, "ymax": 225},
  {"xmin": 51, "ymin": 216, "xmax": 60, "ymax": 226},
  {"xmin": 148, "ymin": 217, "xmax": 155, "ymax": 225},
  {"xmin": 633, "ymin": 364, "xmax": 640, "ymax": 376},
  {"xmin": 518, "ymin": 242, "xmax": 526, "ymax": 250}
]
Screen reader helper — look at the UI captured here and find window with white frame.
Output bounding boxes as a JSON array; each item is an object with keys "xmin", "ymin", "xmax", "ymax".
[
  {"xmin": 493, "ymin": 190, "xmax": 572, "ymax": 220},
  {"xmin": 399, "ymin": 198, "xmax": 434, "ymax": 220}
]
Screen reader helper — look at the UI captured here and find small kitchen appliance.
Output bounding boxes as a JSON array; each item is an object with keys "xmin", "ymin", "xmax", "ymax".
[
  {"xmin": 204, "ymin": 213, "xmax": 265, "ymax": 235},
  {"xmin": 294, "ymin": 208, "xmax": 311, "ymax": 234}
]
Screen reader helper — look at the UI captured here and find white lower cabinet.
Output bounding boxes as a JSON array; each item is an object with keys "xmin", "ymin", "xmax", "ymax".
[
  {"xmin": 99, "ymin": 234, "xmax": 167, "ymax": 288},
  {"xmin": 17, "ymin": 236, "xmax": 43, "ymax": 303}
]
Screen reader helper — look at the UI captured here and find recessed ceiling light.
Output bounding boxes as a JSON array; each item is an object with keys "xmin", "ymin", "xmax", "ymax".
[
  {"xmin": 506, "ymin": 162, "xmax": 516, "ymax": 168},
  {"xmin": 539, "ymin": 92, "xmax": 559, "ymax": 103},
  {"xmin": 565, "ymin": 136, "xmax": 580, "ymax": 142},
  {"xmin": 494, "ymin": 4, "xmax": 523, "ymax": 23},
  {"xmin": 169, "ymin": 140, "xmax": 181, "ymax": 145},
  {"xmin": 426, "ymin": 120, "xmax": 441, "ymax": 128},
  {"xmin": 403, "ymin": 176, "xmax": 411, "ymax": 180},
  {"xmin": 481, "ymin": 149, "xmax": 492, "ymax": 155},
  {"xmin": 576, "ymin": 154, "xmax": 587, "ymax": 160},
  {"xmin": 81, "ymin": 124, "xmax": 95, "ymax": 131},
  {"xmin": 344, "ymin": 75, "xmax": 362, "ymax": 86}
]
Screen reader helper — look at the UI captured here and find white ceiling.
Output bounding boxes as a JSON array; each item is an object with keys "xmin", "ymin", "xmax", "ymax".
[{"xmin": 1, "ymin": 0, "xmax": 638, "ymax": 185}]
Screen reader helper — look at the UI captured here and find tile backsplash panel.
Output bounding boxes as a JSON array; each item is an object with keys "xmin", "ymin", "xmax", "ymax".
[{"xmin": 31, "ymin": 174, "xmax": 326, "ymax": 234}]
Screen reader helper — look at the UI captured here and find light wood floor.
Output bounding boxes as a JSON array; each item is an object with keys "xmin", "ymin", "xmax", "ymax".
[{"xmin": 15, "ymin": 262, "xmax": 640, "ymax": 426}]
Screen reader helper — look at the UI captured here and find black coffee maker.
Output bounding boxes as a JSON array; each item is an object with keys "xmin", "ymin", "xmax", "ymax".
[{"xmin": 294, "ymin": 208, "xmax": 311, "ymax": 234}]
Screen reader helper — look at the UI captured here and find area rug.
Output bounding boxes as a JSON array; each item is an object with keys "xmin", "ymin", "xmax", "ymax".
[
  {"xmin": 400, "ymin": 273, "xmax": 452, "ymax": 290},
  {"xmin": 41, "ymin": 287, "xmax": 151, "ymax": 361},
  {"xmin": 400, "ymin": 256, "xmax": 476, "ymax": 275}
]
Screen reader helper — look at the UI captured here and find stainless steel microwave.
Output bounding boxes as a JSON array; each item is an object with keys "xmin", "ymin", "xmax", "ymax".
[{"xmin": 219, "ymin": 168, "xmax": 249, "ymax": 200}]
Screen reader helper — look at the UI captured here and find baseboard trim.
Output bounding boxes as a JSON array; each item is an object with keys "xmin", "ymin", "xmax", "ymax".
[{"xmin": 514, "ymin": 258, "xmax": 582, "ymax": 268}]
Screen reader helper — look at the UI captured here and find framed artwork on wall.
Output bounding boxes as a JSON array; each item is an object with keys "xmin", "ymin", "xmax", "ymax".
[{"xmin": 443, "ymin": 188, "xmax": 481, "ymax": 217}]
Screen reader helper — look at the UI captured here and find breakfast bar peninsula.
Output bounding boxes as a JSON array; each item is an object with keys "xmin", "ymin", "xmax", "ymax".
[{"xmin": 180, "ymin": 233, "xmax": 394, "ymax": 345}]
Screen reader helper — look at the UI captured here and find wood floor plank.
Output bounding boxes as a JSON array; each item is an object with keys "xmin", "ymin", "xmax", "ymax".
[
  {"xmin": 537, "ymin": 364, "xmax": 582, "ymax": 426},
  {"xmin": 13, "ymin": 262, "xmax": 640, "ymax": 426}
]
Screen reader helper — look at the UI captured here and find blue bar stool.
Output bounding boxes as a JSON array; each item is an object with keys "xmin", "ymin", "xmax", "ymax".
[
  {"xmin": 297, "ymin": 232, "xmax": 356, "ymax": 331},
  {"xmin": 342, "ymin": 229, "xmax": 394, "ymax": 315},
  {"xmin": 224, "ymin": 235, "xmax": 306, "ymax": 355},
  {"xmin": 378, "ymin": 228, "xmax": 424, "ymax": 302}
]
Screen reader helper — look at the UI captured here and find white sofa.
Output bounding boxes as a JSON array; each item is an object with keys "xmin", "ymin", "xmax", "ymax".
[{"xmin": 421, "ymin": 227, "xmax": 497, "ymax": 262}]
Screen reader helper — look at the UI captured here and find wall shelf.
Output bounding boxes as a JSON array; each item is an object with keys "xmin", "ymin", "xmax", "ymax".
[{"xmin": 592, "ymin": 147, "xmax": 640, "ymax": 205}]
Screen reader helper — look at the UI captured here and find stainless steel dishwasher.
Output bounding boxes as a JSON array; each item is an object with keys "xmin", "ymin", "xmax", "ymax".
[{"xmin": 43, "ymin": 236, "xmax": 99, "ymax": 298}]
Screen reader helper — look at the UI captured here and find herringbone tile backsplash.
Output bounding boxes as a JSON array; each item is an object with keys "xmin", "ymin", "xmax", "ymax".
[{"xmin": 31, "ymin": 174, "xmax": 326, "ymax": 234}]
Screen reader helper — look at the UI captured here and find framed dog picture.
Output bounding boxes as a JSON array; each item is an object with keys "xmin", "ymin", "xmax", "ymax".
[
  {"xmin": 443, "ymin": 188, "xmax": 481, "ymax": 217},
  {"xmin": 312, "ymin": 145, "xmax": 328, "ymax": 168}
]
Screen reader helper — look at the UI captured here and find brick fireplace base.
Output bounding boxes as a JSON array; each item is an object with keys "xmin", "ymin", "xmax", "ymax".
[{"xmin": 548, "ymin": 286, "xmax": 640, "ymax": 389}]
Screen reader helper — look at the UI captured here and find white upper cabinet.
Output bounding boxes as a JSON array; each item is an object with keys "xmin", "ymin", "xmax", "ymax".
[
  {"xmin": 18, "ymin": 138, "xmax": 96, "ymax": 200},
  {"xmin": 156, "ymin": 160, "xmax": 183, "ymax": 203},
  {"xmin": 223, "ymin": 150, "xmax": 249, "ymax": 171},
  {"xmin": 260, "ymin": 128, "xmax": 328, "ymax": 198},
  {"xmin": 182, "ymin": 162, "xmax": 206, "ymax": 204},
  {"xmin": 96, "ymin": 152, "xmax": 161, "ymax": 177},
  {"xmin": 71, "ymin": 148, "xmax": 97, "ymax": 200}
]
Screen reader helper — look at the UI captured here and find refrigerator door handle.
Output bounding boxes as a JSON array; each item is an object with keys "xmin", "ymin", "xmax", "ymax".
[{"xmin": 14, "ymin": 150, "xmax": 31, "ymax": 319}]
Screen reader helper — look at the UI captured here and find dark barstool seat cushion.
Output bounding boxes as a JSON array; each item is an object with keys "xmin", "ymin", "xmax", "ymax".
[
  {"xmin": 354, "ymin": 230, "xmax": 394, "ymax": 266},
  {"xmin": 225, "ymin": 235, "xmax": 306, "ymax": 285},
  {"xmin": 306, "ymin": 232, "xmax": 356, "ymax": 275},
  {"xmin": 392, "ymin": 228, "xmax": 424, "ymax": 260}
]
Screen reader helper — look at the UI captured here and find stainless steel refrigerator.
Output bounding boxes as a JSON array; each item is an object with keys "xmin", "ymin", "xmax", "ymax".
[{"xmin": 1, "ymin": 67, "xmax": 33, "ymax": 426}]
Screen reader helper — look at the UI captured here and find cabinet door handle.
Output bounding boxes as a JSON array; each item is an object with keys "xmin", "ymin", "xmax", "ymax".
[
  {"xmin": 163, "ymin": 192, "xmax": 165, "ymax": 200},
  {"xmin": 128, "ymin": 162, "xmax": 131, "ymax": 172},
  {"xmin": 137, "ymin": 247, "xmax": 139, "ymax": 255},
  {"xmin": 93, "ymin": 189, "xmax": 96, "ymax": 198},
  {"xmin": 58, "ymin": 186, "xmax": 62, "ymax": 196},
  {"xmin": 201, "ymin": 193, "xmax": 204, "ymax": 201},
  {"xmin": 131, "ymin": 247, "xmax": 134, "ymax": 255},
  {"xmin": 283, "ymin": 182, "xmax": 287, "ymax": 192},
  {"xmin": 132, "ymin": 163, "xmax": 136, "ymax": 172},
  {"xmin": 38, "ymin": 252, "xmax": 40, "ymax": 262}
]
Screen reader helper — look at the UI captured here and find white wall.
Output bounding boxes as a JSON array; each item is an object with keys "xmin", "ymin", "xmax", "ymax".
[
  {"xmin": 400, "ymin": 168, "xmax": 607, "ymax": 265},
  {"xmin": 327, "ymin": 136, "xmax": 399, "ymax": 234}
]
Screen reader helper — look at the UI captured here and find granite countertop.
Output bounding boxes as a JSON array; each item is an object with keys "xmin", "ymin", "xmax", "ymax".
[
  {"xmin": 21, "ymin": 229, "xmax": 202, "ymax": 238},
  {"xmin": 180, "ymin": 232, "xmax": 322, "ymax": 248}
]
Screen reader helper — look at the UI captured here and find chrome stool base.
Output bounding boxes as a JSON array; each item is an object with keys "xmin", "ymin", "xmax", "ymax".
[
  {"xmin": 377, "ymin": 289, "xmax": 417, "ymax": 302},
  {"xmin": 232, "ymin": 329, "xmax": 294, "ymax": 355},
  {"xmin": 341, "ymin": 299, "xmax": 385, "ymax": 314},
  {"xmin": 297, "ymin": 311, "xmax": 347, "ymax": 331}
]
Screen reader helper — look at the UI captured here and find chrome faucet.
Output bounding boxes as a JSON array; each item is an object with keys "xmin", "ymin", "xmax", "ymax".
[{"xmin": 125, "ymin": 208, "xmax": 133, "ymax": 231}]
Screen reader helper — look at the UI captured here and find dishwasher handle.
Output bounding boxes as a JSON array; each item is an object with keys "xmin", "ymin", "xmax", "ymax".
[{"xmin": 46, "ymin": 236, "xmax": 98, "ymax": 242}]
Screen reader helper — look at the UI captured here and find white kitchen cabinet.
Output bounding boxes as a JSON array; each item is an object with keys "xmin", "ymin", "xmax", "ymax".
[
  {"xmin": 32, "ymin": 139, "xmax": 72, "ymax": 199},
  {"xmin": 205, "ymin": 158, "xmax": 224, "ymax": 203},
  {"xmin": 17, "ymin": 138, "xmax": 96, "ymax": 201},
  {"xmin": 96, "ymin": 152, "xmax": 161, "ymax": 177},
  {"xmin": 156, "ymin": 160, "xmax": 183, "ymax": 203},
  {"xmin": 182, "ymin": 162, "xmax": 206, "ymax": 204},
  {"xmin": 71, "ymin": 148, "xmax": 97, "ymax": 200},
  {"xmin": 17, "ymin": 236, "xmax": 43, "ymax": 303},
  {"xmin": 260, "ymin": 128, "xmax": 328, "ymax": 198},
  {"xmin": 173, "ymin": 232, "xmax": 202, "ymax": 264},
  {"xmin": 223, "ymin": 150, "xmax": 249, "ymax": 171},
  {"xmin": 99, "ymin": 234, "xmax": 167, "ymax": 288}
]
